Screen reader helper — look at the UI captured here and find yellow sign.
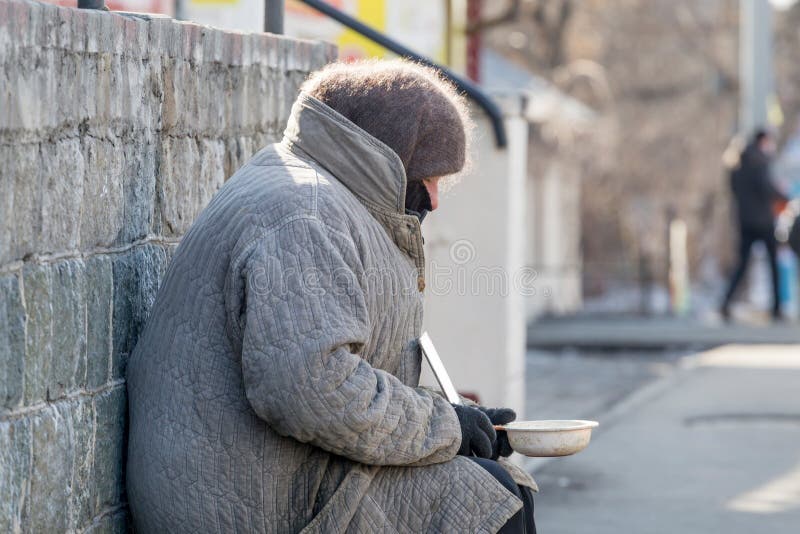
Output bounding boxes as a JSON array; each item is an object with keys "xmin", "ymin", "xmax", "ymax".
[
  {"xmin": 286, "ymin": 0, "xmax": 447, "ymax": 63},
  {"xmin": 337, "ymin": 0, "xmax": 386, "ymax": 60}
]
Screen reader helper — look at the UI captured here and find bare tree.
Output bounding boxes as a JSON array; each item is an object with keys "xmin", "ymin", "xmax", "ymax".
[{"xmin": 481, "ymin": 0, "xmax": 741, "ymax": 302}]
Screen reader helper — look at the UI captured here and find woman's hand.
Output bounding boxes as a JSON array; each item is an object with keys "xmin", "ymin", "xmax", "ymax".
[
  {"xmin": 477, "ymin": 407, "xmax": 517, "ymax": 459},
  {"xmin": 451, "ymin": 404, "xmax": 496, "ymax": 458}
]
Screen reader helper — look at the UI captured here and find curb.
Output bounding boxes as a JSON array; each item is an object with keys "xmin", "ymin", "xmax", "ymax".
[{"xmin": 522, "ymin": 353, "xmax": 700, "ymax": 475}]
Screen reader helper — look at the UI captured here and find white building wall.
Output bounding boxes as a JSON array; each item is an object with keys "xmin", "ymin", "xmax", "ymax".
[
  {"xmin": 421, "ymin": 95, "xmax": 528, "ymax": 417},
  {"xmin": 526, "ymin": 159, "xmax": 583, "ymax": 317}
]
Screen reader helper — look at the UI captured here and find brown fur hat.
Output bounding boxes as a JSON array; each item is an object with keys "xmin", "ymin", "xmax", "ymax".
[{"xmin": 301, "ymin": 59, "xmax": 472, "ymax": 181}]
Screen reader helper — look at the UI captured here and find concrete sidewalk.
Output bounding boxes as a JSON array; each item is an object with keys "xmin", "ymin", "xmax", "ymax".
[
  {"xmin": 530, "ymin": 345, "xmax": 800, "ymax": 534},
  {"xmin": 528, "ymin": 316, "xmax": 800, "ymax": 350}
]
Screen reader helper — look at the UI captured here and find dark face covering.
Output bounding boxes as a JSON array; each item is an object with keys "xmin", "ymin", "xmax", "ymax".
[{"xmin": 405, "ymin": 180, "xmax": 432, "ymax": 223}]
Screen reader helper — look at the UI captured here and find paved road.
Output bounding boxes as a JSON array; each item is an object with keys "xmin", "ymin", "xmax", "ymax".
[
  {"xmin": 527, "ymin": 316, "xmax": 800, "ymax": 350},
  {"xmin": 528, "ymin": 345, "xmax": 800, "ymax": 534},
  {"xmin": 525, "ymin": 348, "xmax": 684, "ymax": 422}
]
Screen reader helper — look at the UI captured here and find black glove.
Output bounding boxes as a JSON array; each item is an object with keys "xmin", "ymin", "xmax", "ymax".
[
  {"xmin": 477, "ymin": 407, "xmax": 516, "ymax": 460},
  {"xmin": 452, "ymin": 404, "xmax": 496, "ymax": 458}
]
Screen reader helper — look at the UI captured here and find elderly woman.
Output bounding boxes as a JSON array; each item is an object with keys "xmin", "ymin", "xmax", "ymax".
[{"xmin": 126, "ymin": 60, "xmax": 536, "ymax": 533}]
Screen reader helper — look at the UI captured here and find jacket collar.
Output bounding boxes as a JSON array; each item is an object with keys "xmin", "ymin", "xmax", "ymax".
[{"xmin": 281, "ymin": 92, "xmax": 407, "ymax": 215}]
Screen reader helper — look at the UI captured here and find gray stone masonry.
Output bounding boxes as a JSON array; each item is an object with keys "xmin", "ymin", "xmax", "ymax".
[{"xmin": 0, "ymin": 1, "xmax": 336, "ymax": 530}]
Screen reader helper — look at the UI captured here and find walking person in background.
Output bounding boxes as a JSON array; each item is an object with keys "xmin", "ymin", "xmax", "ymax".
[{"xmin": 721, "ymin": 129, "xmax": 788, "ymax": 321}]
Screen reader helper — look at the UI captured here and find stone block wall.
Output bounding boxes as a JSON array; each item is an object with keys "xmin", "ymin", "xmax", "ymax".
[{"xmin": 0, "ymin": 1, "xmax": 335, "ymax": 531}]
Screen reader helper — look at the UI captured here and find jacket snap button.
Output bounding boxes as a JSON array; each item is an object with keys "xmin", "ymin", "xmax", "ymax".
[{"xmin": 417, "ymin": 276, "xmax": 425, "ymax": 292}]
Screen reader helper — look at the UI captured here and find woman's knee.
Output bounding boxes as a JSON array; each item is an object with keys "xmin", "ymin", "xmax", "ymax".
[{"xmin": 468, "ymin": 457, "xmax": 523, "ymax": 499}]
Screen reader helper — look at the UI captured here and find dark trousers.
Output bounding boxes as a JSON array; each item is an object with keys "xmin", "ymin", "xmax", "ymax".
[
  {"xmin": 722, "ymin": 227, "xmax": 780, "ymax": 316},
  {"xmin": 470, "ymin": 457, "xmax": 537, "ymax": 534}
]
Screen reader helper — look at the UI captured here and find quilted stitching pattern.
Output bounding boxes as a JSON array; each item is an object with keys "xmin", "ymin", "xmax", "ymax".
[{"xmin": 126, "ymin": 97, "xmax": 521, "ymax": 533}]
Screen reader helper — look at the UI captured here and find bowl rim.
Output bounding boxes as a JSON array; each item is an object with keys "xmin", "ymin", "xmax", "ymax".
[{"xmin": 501, "ymin": 420, "xmax": 599, "ymax": 432}]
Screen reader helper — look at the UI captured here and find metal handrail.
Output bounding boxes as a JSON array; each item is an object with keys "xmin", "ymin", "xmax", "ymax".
[
  {"xmin": 77, "ymin": 0, "xmax": 107, "ymax": 9},
  {"xmin": 297, "ymin": 0, "xmax": 507, "ymax": 148},
  {"xmin": 264, "ymin": 0, "xmax": 284, "ymax": 34}
]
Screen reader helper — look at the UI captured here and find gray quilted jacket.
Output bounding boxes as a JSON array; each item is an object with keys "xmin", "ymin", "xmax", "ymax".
[{"xmin": 126, "ymin": 93, "xmax": 521, "ymax": 533}]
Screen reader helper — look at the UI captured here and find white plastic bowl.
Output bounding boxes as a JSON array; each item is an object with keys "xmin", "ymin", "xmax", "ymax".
[{"xmin": 499, "ymin": 420, "xmax": 599, "ymax": 457}]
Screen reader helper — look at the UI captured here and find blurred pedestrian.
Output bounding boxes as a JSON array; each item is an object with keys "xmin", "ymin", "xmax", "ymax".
[{"xmin": 721, "ymin": 129, "xmax": 788, "ymax": 320}]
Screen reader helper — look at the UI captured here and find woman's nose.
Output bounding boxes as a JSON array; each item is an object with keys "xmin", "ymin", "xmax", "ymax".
[{"xmin": 424, "ymin": 179, "xmax": 439, "ymax": 211}]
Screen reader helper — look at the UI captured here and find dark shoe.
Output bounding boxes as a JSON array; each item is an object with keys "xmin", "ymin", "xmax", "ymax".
[{"xmin": 720, "ymin": 305, "xmax": 731, "ymax": 321}]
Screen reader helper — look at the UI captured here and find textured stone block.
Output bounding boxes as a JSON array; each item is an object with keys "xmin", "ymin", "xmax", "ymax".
[
  {"xmin": 54, "ymin": 45, "xmax": 80, "ymax": 127},
  {"xmin": 86, "ymin": 255, "xmax": 113, "ymax": 389},
  {"xmin": 70, "ymin": 7, "xmax": 90, "ymax": 54},
  {"xmin": 0, "ymin": 148, "xmax": 12, "ymax": 265},
  {"xmin": 198, "ymin": 139, "xmax": 226, "ymax": 208},
  {"xmin": 5, "ymin": 144, "xmax": 41, "ymax": 263},
  {"xmin": 139, "ymin": 52, "xmax": 162, "ymax": 130},
  {"xmin": 23, "ymin": 263, "xmax": 52, "ymax": 405},
  {"xmin": 223, "ymin": 29, "xmax": 244, "ymax": 67},
  {"xmin": 85, "ymin": 9, "xmax": 104, "ymax": 55},
  {"xmin": 156, "ymin": 136, "xmax": 200, "ymax": 236},
  {"xmin": 203, "ymin": 64, "xmax": 229, "ymax": 136},
  {"xmin": 92, "ymin": 387, "xmax": 127, "ymax": 514},
  {"xmin": 55, "ymin": 2, "xmax": 74, "ymax": 51},
  {"xmin": 165, "ymin": 17, "xmax": 185, "ymax": 60},
  {"xmin": 64, "ymin": 398, "xmax": 95, "ymax": 530},
  {"xmin": 26, "ymin": 0, "xmax": 47, "ymax": 51},
  {"xmin": 119, "ymin": 14, "xmax": 148, "ymax": 62},
  {"xmin": 145, "ymin": 15, "xmax": 171, "ymax": 57},
  {"xmin": 7, "ymin": 46, "xmax": 41, "ymax": 131},
  {"xmin": 245, "ymin": 64, "xmax": 270, "ymax": 133},
  {"xmin": 76, "ymin": 53, "xmax": 97, "ymax": 124},
  {"xmin": 77, "ymin": 50, "xmax": 104, "ymax": 125},
  {"xmin": 85, "ymin": 509, "xmax": 127, "ymax": 534},
  {"xmin": 0, "ymin": 2, "xmax": 10, "ymax": 58},
  {"xmin": 0, "ymin": 273, "xmax": 24, "ymax": 411},
  {"xmin": 0, "ymin": 29, "xmax": 18, "ymax": 128},
  {"xmin": 109, "ymin": 13, "xmax": 126, "ymax": 61},
  {"xmin": 41, "ymin": 138, "xmax": 84, "ymax": 253},
  {"xmin": 28, "ymin": 406, "xmax": 70, "ymax": 532},
  {"xmin": 177, "ymin": 60, "xmax": 200, "ymax": 134},
  {"xmin": 284, "ymin": 39, "xmax": 303, "ymax": 72},
  {"xmin": 112, "ymin": 245, "xmax": 168, "ymax": 379},
  {"xmin": 159, "ymin": 57, "xmax": 178, "ymax": 133},
  {"xmin": 238, "ymin": 64, "xmax": 260, "ymax": 131},
  {"xmin": 0, "ymin": 67, "xmax": 10, "ymax": 143},
  {"xmin": 50, "ymin": 259, "xmax": 87, "ymax": 399},
  {"xmin": 0, "ymin": 418, "xmax": 31, "ymax": 534},
  {"xmin": 106, "ymin": 51, "xmax": 124, "ymax": 124},
  {"xmin": 80, "ymin": 137, "xmax": 124, "ymax": 248},
  {"xmin": 227, "ymin": 67, "xmax": 246, "ymax": 130},
  {"xmin": 37, "ymin": 48, "xmax": 59, "ymax": 131},
  {"xmin": 164, "ymin": 243, "xmax": 179, "ymax": 263},
  {"xmin": 223, "ymin": 136, "xmax": 253, "ymax": 181},
  {"xmin": 8, "ymin": 1, "xmax": 34, "ymax": 50},
  {"xmin": 317, "ymin": 41, "xmax": 338, "ymax": 68},
  {"xmin": 116, "ymin": 135, "xmax": 156, "ymax": 244},
  {"xmin": 253, "ymin": 130, "xmax": 277, "ymax": 153},
  {"xmin": 93, "ymin": 51, "xmax": 116, "ymax": 126},
  {"xmin": 118, "ymin": 50, "xmax": 148, "ymax": 130}
]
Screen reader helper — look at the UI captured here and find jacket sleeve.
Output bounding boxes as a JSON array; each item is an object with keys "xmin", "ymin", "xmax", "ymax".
[{"xmin": 236, "ymin": 216, "xmax": 461, "ymax": 466}]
